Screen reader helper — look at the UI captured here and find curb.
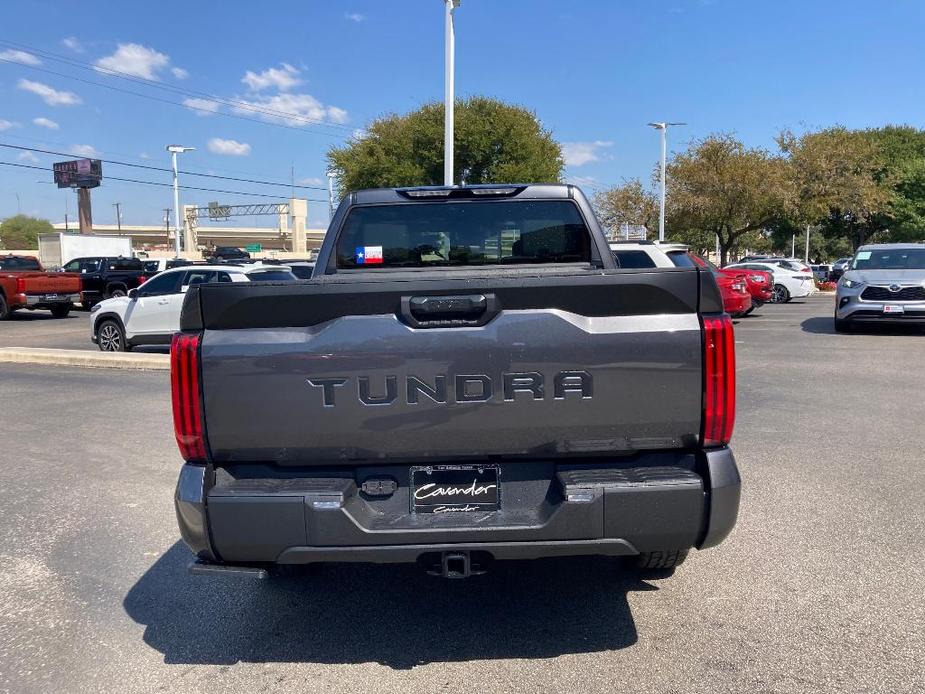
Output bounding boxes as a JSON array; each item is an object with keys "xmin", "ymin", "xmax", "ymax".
[{"xmin": 0, "ymin": 347, "xmax": 170, "ymax": 371}]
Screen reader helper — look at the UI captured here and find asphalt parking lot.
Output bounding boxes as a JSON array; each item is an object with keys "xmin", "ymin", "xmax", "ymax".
[
  {"xmin": 1, "ymin": 293, "xmax": 923, "ymax": 694},
  {"xmin": 0, "ymin": 309, "xmax": 166, "ymax": 352}
]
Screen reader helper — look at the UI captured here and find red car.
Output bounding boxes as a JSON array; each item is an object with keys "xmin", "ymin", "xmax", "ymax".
[
  {"xmin": 730, "ymin": 267, "xmax": 773, "ymax": 311},
  {"xmin": 662, "ymin": 247, "xmax": 752, "ymax": 317}
]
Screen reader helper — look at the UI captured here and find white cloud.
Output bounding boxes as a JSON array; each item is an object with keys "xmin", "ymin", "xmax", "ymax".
[
  {"xmin": 207, "ymin": 138, "xmax": 251, "ymax": 156},
  {"xmin": 69, "ymin": 144, "xmax": 99, "ymax": 157},
  {"xmin": 139, "ymin": 152, "xmax": 150, "ymax": 159},
  {"xmin": 61, "ymin": 36, "xmax": 84, "ymax": 53},
  {"xmin": 561, "ymin": 140, "xmax": 614, "ymax": 167},
  {"xmin": 0, "ymin": 119, "xmax": 17, "ymax": 131},
  {"xmin": 345, "ymin": 12, "xmax": 365, "ymax": 22},
  {"xmin": 17, "ymin": 151, "xmax": 40, "ymax": 163},
  {"xmin": 0, "ymin": 49, "xmax": 42, "ymax": 66},
  {"xmin": 183, "ymin": 97, "xmax": 221, "ymax": 116},
  {"xmin": 233, "ymin": 92, "xmax": 348, "ymax": 126},
  {"xmin": 171, "ymin": 66, "xmax": 189, "ymax": 80},
  {"xmin": 241, "ymin": 63, "xmax": 302, "ymax": 92},
  {"xmin": 95, "ymin": 43, "xmax": 170, "ymax": 80},
  {"xmin": 17, "ymin": 79, "xmax": 82, "ymax": 106},
  {"xmin": 33, "ymin": 117, "xmax": 59, "ymax": 130},
  {"xmin": 352, "ymin": 128, "xmax": 367, "ymax": 139},
  {"xmin": 297, "ymin": 177, "xmax": 324, "ymax": 186}
]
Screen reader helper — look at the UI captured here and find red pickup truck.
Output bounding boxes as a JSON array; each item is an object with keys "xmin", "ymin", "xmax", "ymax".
[{"xmin": 0, "ymin": 254, "xmax": 82, "ymax": 319}]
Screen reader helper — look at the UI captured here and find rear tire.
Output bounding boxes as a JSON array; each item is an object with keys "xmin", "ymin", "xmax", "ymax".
[
  {"xmin": 50, "ymin": 304, "xmax": 71, "ymax": 319},
  {"xmin": 0, "ymin": 293, "xmax": 10, "ymax": 320},
  {"xmin": 106, "ymin": 287, "xmax": 127, "ymax": 299},
  {"xmin": 771, "ymin": 284, "xmax": 790, "ymax": 303},
  {"xmin": 633, "ymin": 549, "xmax": 688, "ymax": 570}
]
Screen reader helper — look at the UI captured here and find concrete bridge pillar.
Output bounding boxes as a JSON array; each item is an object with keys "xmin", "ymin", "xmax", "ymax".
[{"xmin": 290, "ymin": 198, "xmax": 308, "ymax": 255}]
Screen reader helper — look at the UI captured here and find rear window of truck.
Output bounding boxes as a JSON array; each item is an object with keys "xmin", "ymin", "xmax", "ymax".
[{"xmin": 335, "ymin": 200, "xmax": 592, "ymax": 269}]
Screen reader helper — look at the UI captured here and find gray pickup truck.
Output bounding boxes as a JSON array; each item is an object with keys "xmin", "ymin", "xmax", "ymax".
[{"xmin": 172, "ymin": 184, "xmax": 740, "ymax": 579}]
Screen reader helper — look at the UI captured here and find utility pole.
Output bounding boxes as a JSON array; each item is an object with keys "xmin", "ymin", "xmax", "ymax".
[
  {"xmin": 15, "ymin": 192, "xmax": 21, "ymax": 215},
  {"xmin": 166, "ymin": 145, "xmax": 194, "ymax": 257},
  {"xmin": 804, "ymin": 225, "xmax": 811, "ymax": 263},
  {"xmin": 647, "ymin": 122, "xmax": 686, "ymax": 242},
  {"xmin": 444, "ymin": 0, "xmax": 460, "ymax": 187},
  {"xmin": 113, "ymin": 202, "xmax": 122, "ymax": 234}
]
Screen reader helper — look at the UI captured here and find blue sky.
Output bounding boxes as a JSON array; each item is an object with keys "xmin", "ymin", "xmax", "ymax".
[{"xmin": 0, "ymin": 0, "xmax": 923, "ymax": 227}]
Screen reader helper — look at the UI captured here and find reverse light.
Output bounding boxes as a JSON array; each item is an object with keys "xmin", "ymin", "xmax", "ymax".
[
  {"xmin": 702, "ymin": 315, "xmax": 736, "ymax": 447},
  {"xmin": 171, "ymin": 333, "xmax": 207, "ymax": 461}
]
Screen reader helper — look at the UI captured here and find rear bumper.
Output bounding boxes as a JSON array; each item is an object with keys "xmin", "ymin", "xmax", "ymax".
[
  {"xmin": 10, "ymin": 292, "xmax": 79, "ymax": 308},
  {"xmin": 726, "ymin": 294, "xmax": 752, "ymax": 315},
  {"xmin": 176, "ymin": 449, "xmax": 741, "ymax": 566}
]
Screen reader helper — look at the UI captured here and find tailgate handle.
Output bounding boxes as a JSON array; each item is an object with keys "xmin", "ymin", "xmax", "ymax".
[{"xmin": 400, "ymin": 293, "xmax": 498, "ymax": 328}]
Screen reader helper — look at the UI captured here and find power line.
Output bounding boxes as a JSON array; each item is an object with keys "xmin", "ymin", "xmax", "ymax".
[
  {"xmin": 0, "ymin": 129, "xmax": 321, "ymax": 181},
  {"xmin": 0, "ymin": 160, "xmax": 328, "ymax": 202},
  {"xmin": 0, "ymin": 57, "xmax": 348, "ymax": 139},
  {"xmin": 0, "ymin": 142, "xmax": 328, "ymax": 191},
  {"xmin": 0, "ymin": 39, "xmax": 356, "ymax": 135}
]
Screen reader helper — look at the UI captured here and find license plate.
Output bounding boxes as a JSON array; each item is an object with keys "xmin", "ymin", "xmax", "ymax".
[
  {"xmin": 883, "ymin": 305, "xmax": 905, "ymax": 314},
  {"xmin": 44, "ymin": 294, "xmax": 60, "ymax": 301},
  {"xmin": 410, "ymin": 465, "xmax": 500, "ymax": 514}
]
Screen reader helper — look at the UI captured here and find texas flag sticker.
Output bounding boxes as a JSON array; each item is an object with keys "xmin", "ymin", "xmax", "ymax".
[{"xmin": 355, "ymin": 245, "xmax": 383, "ymax": 264}]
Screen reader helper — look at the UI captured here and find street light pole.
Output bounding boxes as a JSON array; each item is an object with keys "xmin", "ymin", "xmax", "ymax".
[
  {"xmin": 647, "ymin": 121, "xmax": 686, "ymax": 242},
  {"xmin": 113, "ymin": 202, "xmax": 122, "ymax": 234},
  {"xmin": 444, "ymin": 0, "xmax": 460, "ymax": 187},
  {"xmin": 166, "ymin": 145, "xmax": 194, "ymax": 257}
]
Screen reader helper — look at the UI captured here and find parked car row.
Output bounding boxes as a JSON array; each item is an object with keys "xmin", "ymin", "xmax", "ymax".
[
  {"xmin": 90, "ymin": 262, "xmax": 300, "ymax": 351},
  {"xmin": 609, "ymin": 242, "xmax": 772, "ymax": 318}
]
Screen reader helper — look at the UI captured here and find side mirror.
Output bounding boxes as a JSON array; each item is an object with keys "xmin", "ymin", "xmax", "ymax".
[
  {"xmin": 180, "ymin": 285, "xmax": 189, "ymax": 293},
  {"xmin": 128, "ymin": 289, "xmax": 138, "ymax": 300}
]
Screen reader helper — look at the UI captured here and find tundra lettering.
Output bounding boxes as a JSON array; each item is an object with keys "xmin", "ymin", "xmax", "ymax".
[{"xmin": 305, "ymin": 371, "xmax": 594, "ymax": 407}]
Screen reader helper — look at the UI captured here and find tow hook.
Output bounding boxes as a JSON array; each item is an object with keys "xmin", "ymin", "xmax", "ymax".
[{"xmin": 427, "ymin": 551, "xmax": 486, "ymax": 579}]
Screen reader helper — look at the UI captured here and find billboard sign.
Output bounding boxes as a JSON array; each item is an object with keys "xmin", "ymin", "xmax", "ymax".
[{"xmin": 53, "ymin": 159, "xmax": 103, "ymax": 189}]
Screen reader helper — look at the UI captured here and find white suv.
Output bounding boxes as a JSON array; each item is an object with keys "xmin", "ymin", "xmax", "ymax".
[
  {"xmin": 90, "ymin": 264, "xmax": 296, "ymax": 351},
  {"xmin": 608, "ymin": 242, "xmax": 675, "ymax": 268}
]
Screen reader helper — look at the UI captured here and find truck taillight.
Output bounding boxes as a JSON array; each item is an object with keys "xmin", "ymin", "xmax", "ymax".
[
  {"xmin": 138, "ymin": 275, "xmax": 147, "ymax": 284},
  {"xmin": 702, "ymin": 315, "xmax": 735, "ymax": 447},
  {"xmin": 171, "ymin": 333, "xmax": 207, "ymax": 461},
  {"xmin": 16, "ymin": 277, "xmax": 26, "ymax": 294}
]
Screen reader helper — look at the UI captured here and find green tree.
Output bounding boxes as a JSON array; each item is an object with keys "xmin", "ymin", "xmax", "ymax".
[
  {"xmin": 777, "ymin": 127, "xmax": 890, "ymax": 250},
  {"xmin": 592, "ymin": 179, "xmax": 658, "ymax": 239},
  {"xmin": 665, "ymin": 134, "xmax": 790, "ymax": 265},
  {"xmin": 0, "ymin": 215, "xmax": 53, "ymax": 250},
  {"xmin": 889, "ymin": 159, "xmax": 925, "ymax": 241},
  {"xmin": 327, "ymin": 97, "xmax": 563, "ymax": 192},
  {"xmin": 862, "ymin": 125, "xmax": 925, "ymax": 242}
]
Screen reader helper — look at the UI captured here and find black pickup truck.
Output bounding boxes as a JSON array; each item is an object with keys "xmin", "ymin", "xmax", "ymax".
[
  {"xmin": 172, "ymin": 184, "xmax": 740, "ymax": 579},
  {"xmin": 61, "ymin": 256, "xmax": 148, "ymax": 308}
]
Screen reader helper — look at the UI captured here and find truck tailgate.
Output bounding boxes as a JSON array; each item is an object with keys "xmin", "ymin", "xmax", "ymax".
[
  {"xmin": 188, "ymin": 269, "xmax": 709, "ymax": 464},
  {"xmin": 15, "ymin": 272, "xmax": 82, "ymax": 294}
]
